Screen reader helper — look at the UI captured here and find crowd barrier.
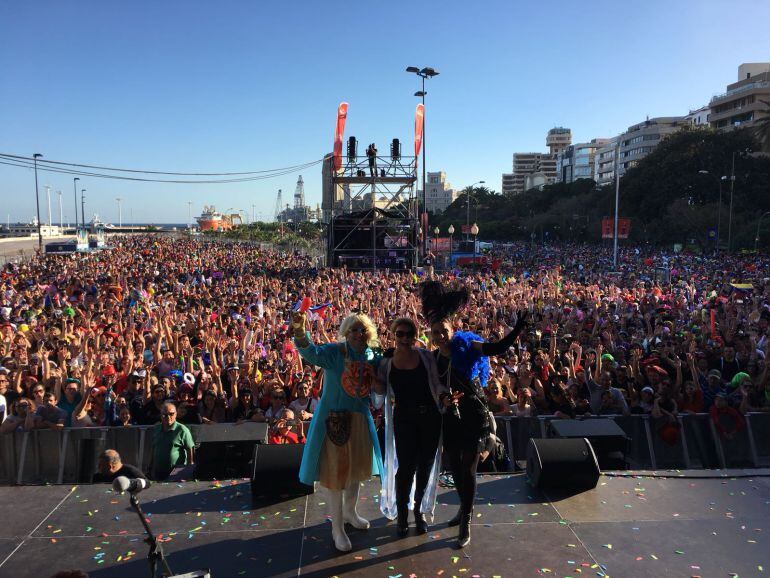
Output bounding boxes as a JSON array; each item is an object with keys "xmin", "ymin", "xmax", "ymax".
[{"xmin": 1, "ymin": 414, "xmax": 769, "ymax": 485}]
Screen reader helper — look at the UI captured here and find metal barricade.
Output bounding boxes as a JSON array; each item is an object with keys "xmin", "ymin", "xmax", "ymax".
[{"xmin": 1, "ymin": 415, "xmax": 769, "ymax": 485}]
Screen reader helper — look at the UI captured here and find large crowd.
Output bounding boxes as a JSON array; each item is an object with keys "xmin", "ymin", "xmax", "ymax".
[{"xmin": 1, "ymin": 236, "xmax": 768, "ymax": 454}]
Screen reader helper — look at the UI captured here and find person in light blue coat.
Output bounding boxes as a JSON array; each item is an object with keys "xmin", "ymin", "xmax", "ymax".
[{"xmin": 291, "ymin": 310, "xmax": 383, "ymax": 552}]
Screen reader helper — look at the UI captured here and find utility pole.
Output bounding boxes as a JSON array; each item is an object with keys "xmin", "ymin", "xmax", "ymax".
[
  {"xmin": 81, "ymin": 189, "xmax": 86, "ymax": 227},
  {"xmin": 45, "ymin": 185, "xmax": 52, "ymax": 227},
  {"xmin": 33, "ymin": 154, "xmax": 43, "ymax": 250},
  {"xmin": 56, "ymin": 190, "xmax": 63, "ymax": 229},
  {"xmin": 115, "ymin": 197, "xmax": 123, "ymax": 227}
]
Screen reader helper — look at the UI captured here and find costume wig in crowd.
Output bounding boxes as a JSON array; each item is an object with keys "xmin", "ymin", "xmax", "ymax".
[
  {"xmin": 420, "ymin": 281, "xmax": 489, "ymax": 387},
  {"xmin": 419, "ymin": 280, "xmax": 469, "ymax": 325},
  {"xmin": 337, "ymin": 313, "xmax": 380, "ymax": 349}
]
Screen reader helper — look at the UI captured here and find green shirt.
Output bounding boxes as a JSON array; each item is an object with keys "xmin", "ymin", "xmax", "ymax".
[{"xmin": 152, "ymin": 421, "xmax": 194, "ymax": 477}]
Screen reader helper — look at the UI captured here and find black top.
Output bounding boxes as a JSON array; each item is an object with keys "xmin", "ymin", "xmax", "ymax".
[
  {"xmin": 92, "ymin": 463, "xmax": 147, "ymax": 483},
  {"xmin": 389, "ymin": 357, "xmax": 435, "ymax": 408}
]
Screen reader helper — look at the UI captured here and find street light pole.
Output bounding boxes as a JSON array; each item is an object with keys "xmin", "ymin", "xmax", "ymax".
[
  {"xmin": 612, "ymin": 139, "xmax": 620, "ymax": 270},
  {"xmin": 755, "ymin": 212, "xmax": 770, "ymax": 251},
  {"xmin": 33, "ymin": 154, "xmax": 43, "ymax": 251},
  {"xmin": 471, "ymin": 223, "xmax": 479, "ymax": 270},
  {"xmin": 45, "ymin": 185, "xmax": 52, "ymax": 227},
  {"xmin": 56, "ymin": 190, "xmax": 63, "ymax": 228},
  {"xmin": 698, "ymin": 170, "xmax": 727, "ymax": 253},
  {"xmin": 115, "ymin": 197, "xmax": 123, "ymax": 227},
  {"xmin": 73, "ymin": 178, "xmax": 80, "ymax": 229},
  {"xmin": 81, "ymin": 189, "xmax": 86, "ymax": 227},
  {"xmin": 448, "ymin": 224, "xmax": 454, "ymax": 269},
  {"xmin": 728, "ymin": 152, "xmax": 736, "ymax": 253},
  {"xmin": 464, "ymin": 180, "xmax": 485, "ymax": 242},
  {"xmin": 406, "ymin": 66, "xmax": 439, "ymax": 257}
]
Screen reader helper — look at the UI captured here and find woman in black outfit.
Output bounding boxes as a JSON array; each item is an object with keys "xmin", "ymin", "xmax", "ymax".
[
  {"xmin": 421, "ymin": 281, "xmax": 528, "ymax": 548},
  {"xmin": 377, "ymin": 317, "xmax": 447, "ymax": 537}
]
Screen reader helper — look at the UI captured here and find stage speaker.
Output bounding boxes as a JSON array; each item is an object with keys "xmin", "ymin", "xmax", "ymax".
[
  {"xmin": 196, "ymin": 423, "xmax": 269, "ymax": 480},
  {"xmin": 251, "ymin": 443, "xmax": 314, "ymax": 497},
  {"xmin": 390, "ymin": 138, "xmax": 401, "ymax": 160},
  {"xmin": 347, "ymin": 136, "xmax": 358, "ymax": 162},
  {"xmin": 549, "ymin": 419, "xmax": 628, "ymax": 469},
  {"xmin": 526, "ymin": 438, "xmax": 600, "ymax": 490}
]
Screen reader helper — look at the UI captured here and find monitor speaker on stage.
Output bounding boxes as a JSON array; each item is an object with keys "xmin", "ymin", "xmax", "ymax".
[
  {"xmin": 526, "ymin": 438, "xmax": 600, "ymax": 490},
  {"xmin": 251, "ymin": 444, "xmax": 314, "ymax": 497},
  {"xmin": 196, "ymin": 423, "xmax": 269, "ymax": 480}
]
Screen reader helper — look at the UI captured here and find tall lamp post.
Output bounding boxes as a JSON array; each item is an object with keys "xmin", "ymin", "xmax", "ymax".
[
  {"xmin": 470, "ymin": 223, "xmax": 479, "ymax": 270},
  {"xmin": 433, "ymin": 226, "xmax": 440, "ymax": 268},
  {"xmin": 32, "ymin": 154, "xmax": 43, "ymax": 251},
  {"xmin": 698, "ymin": 170, "xmax": 727, "ymax": 253},
  {"xmin": 81, "ymin": 189, "xmax": 86, "ymax": 227},
  {"xmin": 73, "ymin": 177, "xmax": 80, "ymax": 229},
  {"xmin": 115, "ymin": 197, "xmax": 123, "ymax": 227},
  {"xmin": 465, "ymin": 180, "xmax": 485, "ymax": 241},
  {"xmin": 447, "ymin": 224, "xmax": 455, "ymax": 268},
  {"xmin": 755, "ymin": 212, "xmax": 770, "ymax": 251},
  {"xmin": 56, "ymin": 190, "xmax": 63, "ymax": 228},
  {"xmin": 406, "ymin": 65, "xmax": 439, "ymax": 257}
]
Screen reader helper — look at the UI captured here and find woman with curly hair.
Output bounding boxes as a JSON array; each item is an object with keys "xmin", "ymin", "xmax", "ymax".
[
  {"xmin": 292, "ymin": 310, "xmax": 383, "ymax": 552},
  {"xmin": 420, "ymin": 280, "xmax": 528, "ymax": 548}
]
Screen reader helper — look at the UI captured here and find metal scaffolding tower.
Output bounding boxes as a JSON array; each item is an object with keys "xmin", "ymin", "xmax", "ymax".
[{"xmin": 327, "ymin": 152, "xmax": 418, "ymax": 270}]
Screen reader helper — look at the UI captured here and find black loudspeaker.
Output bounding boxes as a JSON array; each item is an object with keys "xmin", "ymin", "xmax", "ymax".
[
  {"xmin": 549, "ymin": 419, "xmax": 628, "ymax": 469},
  {"xmin": 196, "ymin": 423, "xmax": 269, "ymax": 480},
  {"xmin": 251, "ymin": 444, "xmax": 314, "ymax": 497},
  {"xmin": 347, "ymin": 136, "xmax": 358, "ymax": 162},
  {"xmin": 526, "ymin": 438, "xmax": 600, "ymax": 490}
]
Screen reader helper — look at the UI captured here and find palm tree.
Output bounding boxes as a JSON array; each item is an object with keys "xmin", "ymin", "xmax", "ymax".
[{"xmin": 754, "ymin": 99, "xmax": 770, "ymax": 152}]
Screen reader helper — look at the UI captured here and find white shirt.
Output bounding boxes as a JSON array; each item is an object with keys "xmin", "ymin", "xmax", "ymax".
[
  {"xmin": 288, "ymin": 397, "xmax": 317, "ymax": 417},
  {"xmin": 0, "ymin": 393, "xmax": 6, "ymax": 423}
]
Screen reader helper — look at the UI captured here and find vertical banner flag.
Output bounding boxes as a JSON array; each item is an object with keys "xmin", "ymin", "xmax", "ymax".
[
  {"xmin": 333, "ymin": 102, "xmax": 348, "ymax": 172},
  {"xmin": 601, "ymin": 218, "xmax": 631, "ymax": 239},
  {"xmin": 414, "ymin": 104, "xmax": 424, "ymax": 166}
]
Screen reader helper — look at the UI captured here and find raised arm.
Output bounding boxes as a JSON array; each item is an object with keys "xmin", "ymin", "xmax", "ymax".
[{"xmin": 474, "ymin": 311, "xmax": 529, "ymax": 356}]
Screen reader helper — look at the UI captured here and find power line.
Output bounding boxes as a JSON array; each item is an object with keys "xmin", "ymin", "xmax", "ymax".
[
  {"xmin": 0, "ymin": 155, "xmax": 323, "ymax": 184},
  {"xmin": 0, "ymin": 152, "xmax": 323, "ymax": 176}
]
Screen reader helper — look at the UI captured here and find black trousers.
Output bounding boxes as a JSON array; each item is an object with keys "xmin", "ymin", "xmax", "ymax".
[{"xmin": 394, "ymin": 406, "xmax": 442, "ymax": 515}]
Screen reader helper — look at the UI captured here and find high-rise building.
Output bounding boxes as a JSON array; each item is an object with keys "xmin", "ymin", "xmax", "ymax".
[
  {"xmin": 546, "ymin": 127, "xmax": 572, "ymax": 155},
  {"xmin": 593, "ymin": 137, "xmax": 619, "ymax": 186},
  {"xmin": 503, "ymin": 128, "xmax": 571, "ymax": 195},
  {"xmin": 423, "ymin": 171, "xmax": 458, "ymax": 214},
  {"xmin": 617, "ymin": 116, "xmax": 686, "ymax": 176},
  {"xmin": 556, "ymin": 138, "xmax": 611, "ymax": 184},
  {"xmin": 709, "ymin": 63, "xmax": 770, "ymax": 131}
]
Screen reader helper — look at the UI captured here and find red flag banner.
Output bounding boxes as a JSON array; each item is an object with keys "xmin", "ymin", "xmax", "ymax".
[
  {"xmin": 414, "ymin": 104, "xmax": 424, "ymax": 162},
  {"xmin": 618, "ymin": 218, "xmax": 631, "ymax": 239},
  {"xmin": 601, "ymin": 219, "xmax": 613, "ymax": 239},
  {"xmin": 601, "ymin": 218, "xmax": 631, "ymax": 239},
  {"xmin": 333, "ymin": 102, "xmax": 348, "ymax": 172}
]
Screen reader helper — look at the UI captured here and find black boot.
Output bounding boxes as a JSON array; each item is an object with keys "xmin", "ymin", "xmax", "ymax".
[
  {"xmin": 457, "ymin": 512, "xmax": 471, "ymax": 548},
  {"xmin": 414, "ymin": 511, "xmax": 428, "ymax": 534},
  {"xmin": 447, "ymin": 508, "xmax": 463, "ymax": 527},
  {"xmin": 396, "ymin": 504, "xmax": 409, "ymax": 537}
]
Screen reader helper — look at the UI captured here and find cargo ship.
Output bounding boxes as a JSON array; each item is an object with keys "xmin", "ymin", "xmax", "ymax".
[{"xmin": 196, "ymin": 206, "xmax": 234, "ymax": 232}]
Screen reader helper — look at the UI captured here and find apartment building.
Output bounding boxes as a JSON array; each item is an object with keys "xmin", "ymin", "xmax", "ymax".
[{"xmin": 709, "ymin": 63, "xmax": 770, "ymax": 131}]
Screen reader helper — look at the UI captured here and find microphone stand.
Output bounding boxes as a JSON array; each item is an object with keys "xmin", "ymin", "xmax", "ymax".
[{"xmin": 129, "ymin": 493, "xmax": 173, "ymax": 578}]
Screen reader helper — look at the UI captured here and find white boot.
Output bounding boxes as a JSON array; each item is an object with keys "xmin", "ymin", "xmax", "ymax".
[
  {"xmin": 343, "ymin": 481, "xmax": 370, "ymax": 530},
  {"xmin": 328, "ymin": 489, "xmax": 352, "ymax": 551}
]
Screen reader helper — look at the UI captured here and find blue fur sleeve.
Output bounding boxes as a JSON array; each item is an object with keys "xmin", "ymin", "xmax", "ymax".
[{"xmin": 450, "ymin": 331, "xmax": 490, "ymax": 388}]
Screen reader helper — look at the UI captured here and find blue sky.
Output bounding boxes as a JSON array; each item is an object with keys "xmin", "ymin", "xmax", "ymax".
[{"xmin": 1, "ymin": 0, "xmax": 769, "ymax": 224}]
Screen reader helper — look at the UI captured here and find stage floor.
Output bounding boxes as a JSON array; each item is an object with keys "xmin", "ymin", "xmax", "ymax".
[{"xmin": 1, "ymin": 471, "xmax": 770, "ymax": 577}]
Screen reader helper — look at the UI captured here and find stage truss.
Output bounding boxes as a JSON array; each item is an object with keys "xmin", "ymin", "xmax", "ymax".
[{"xmin": 327, "ymin": 153, "xmax": 418, "ymax": 270}]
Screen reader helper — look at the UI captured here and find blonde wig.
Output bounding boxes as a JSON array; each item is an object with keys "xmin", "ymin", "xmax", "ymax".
[{"xmin": 338, "ymin": 313, "xmax": 380, "ymax": 348}]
